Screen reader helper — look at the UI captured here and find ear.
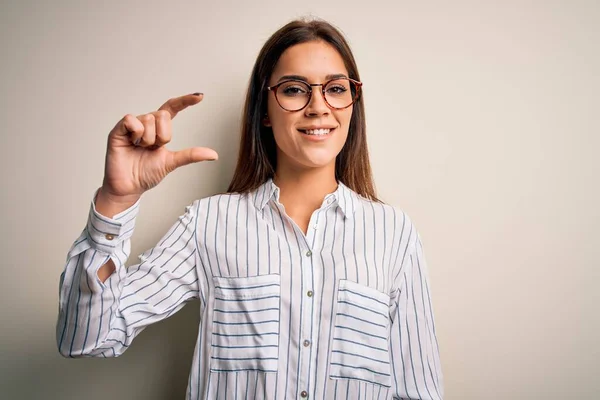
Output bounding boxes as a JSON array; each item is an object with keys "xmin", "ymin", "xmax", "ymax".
[{"xmin": 262, "ymin": 114, "xmax": 271, "ymax": 127}]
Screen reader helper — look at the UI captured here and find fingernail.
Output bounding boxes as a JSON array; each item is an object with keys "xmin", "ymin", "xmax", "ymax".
[
  {"xmin": 134, "ymin": 138, "xmax": 141, "ymax": 146},
  {"xmin": 192, "ymin": 92, "xmax": 203, "ymax": 96}
]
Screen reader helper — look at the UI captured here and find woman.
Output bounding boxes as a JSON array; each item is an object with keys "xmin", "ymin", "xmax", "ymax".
[{"xmin": 56, "ymin": 19, "xmax": 443, "ymax": 399}]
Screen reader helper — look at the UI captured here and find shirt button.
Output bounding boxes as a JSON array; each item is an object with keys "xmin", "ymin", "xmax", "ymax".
[
  {"xmin": 306, "ymin": 250, "xmax": 312, "ymax": 257},
  {"xmin": 300, "ymin": 391, "xmax": 308, "ymax": 398},
  {"xmin": 303, "ymin": 340, "xmax": 310, "ymax": 347},
  {"xmin": 105, "ymin": 234, "xmax": 115, "ymax": 241},
  {"xmin": 307, "ymin": 290, "xmax": 313, "ymax": 297}
]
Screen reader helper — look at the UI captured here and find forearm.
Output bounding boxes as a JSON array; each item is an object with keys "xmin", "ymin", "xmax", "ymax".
[
  {"xmin": 56, "ymin": 193, "xmax": 140, "ymax": 357},
  {"xmin": 94, "ymin": 188, "xmax": 140, "ymax": 282},
  {"xmin": 56, "ymin": 245, "xmax": 122, "ymax": 357},
  {"xmin": 56, "ymin": 195, "xmax": 202, "ymax": 359}
]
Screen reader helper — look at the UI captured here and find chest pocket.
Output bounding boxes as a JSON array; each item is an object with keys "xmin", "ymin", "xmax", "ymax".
[
  {"xmin": 329, "ymin": 279, "xmax": 392, "ymax": 387},
  {"xmin": 210, "ymin": 274, "xmax": 281, "ymax": 372}
]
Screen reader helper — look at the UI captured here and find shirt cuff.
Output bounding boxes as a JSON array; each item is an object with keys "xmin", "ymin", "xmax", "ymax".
[{"xmin": 85, "ymin": 190, "xmax": 141, "ymax": 254}]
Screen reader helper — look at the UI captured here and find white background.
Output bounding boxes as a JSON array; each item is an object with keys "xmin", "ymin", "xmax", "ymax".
[{"xmin": 0, "ymin": 0, "xmax": 598, "ymax": 398}]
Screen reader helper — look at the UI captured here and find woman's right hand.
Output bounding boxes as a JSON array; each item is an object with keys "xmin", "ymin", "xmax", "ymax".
[{"xmin": 96, "ymin": 93, "xmax": 218, "ymax": 217}]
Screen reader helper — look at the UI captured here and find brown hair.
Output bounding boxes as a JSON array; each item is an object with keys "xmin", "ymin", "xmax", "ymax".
[{"xmin": 226, "ymin": 18, "xmax": 379, "ymax": 201}]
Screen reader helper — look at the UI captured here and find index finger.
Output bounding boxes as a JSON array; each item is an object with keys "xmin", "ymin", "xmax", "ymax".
[{"xmin": 158, "ymin": 93, "xmax": 203, "ymax": 119}]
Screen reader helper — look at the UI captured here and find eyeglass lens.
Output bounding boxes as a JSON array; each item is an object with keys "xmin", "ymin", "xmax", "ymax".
[{"xmin": 275, "ymin": 79, "xmax": 357, "ymax": 111}]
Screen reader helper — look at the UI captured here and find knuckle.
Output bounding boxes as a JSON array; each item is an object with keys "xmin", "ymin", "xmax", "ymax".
[
  {"xmin": 139, "ymin": 113, "xmax": 155, "ymax": 123},
  {"xmin": 155, "ymin": 109, "xmax": 170, "ymax": 120},
  {"xmin": 123, "ymin": 113, "xmax": 135, "ymax": 122}
]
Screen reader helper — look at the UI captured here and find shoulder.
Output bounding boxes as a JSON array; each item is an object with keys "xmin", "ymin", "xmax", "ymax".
[
  {"xmin": 195, "ymin": 191, "xmax": 246, "ymax": 206},
  {"xmin": 190, "ymin": 192, "xmax": 254, "ymax": 221},
  {"xmin": 354, "ymin": 196, "xmax": 416, "ymax": 229},
  {"xmin": 356, "ymin": 196, "xmax": 421, "ymax": 248}
]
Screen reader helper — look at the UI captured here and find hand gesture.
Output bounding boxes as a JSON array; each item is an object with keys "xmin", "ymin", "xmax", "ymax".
[{"xmin": 96, "ymin": 93, "xmax": 218, "ymax": 215}]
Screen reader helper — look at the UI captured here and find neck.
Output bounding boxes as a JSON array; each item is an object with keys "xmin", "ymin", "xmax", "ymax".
[{"xmin": 273, "ymin": 161, "xmax": 338, "ymax": 217}]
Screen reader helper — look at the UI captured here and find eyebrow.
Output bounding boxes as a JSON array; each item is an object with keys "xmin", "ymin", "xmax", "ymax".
[{"xmin": 276, "ymin": 73, "xmax": 348, "ymax": 83}]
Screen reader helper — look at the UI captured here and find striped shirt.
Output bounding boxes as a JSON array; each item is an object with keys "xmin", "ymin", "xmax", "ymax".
[{"xmin": 56, "ymin": 179, "xmax": 443, "ymax": 399}]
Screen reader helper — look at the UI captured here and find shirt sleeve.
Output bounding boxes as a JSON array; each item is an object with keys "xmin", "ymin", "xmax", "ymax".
[
  {"xmin": 56, "ymin": 193, "xmax": 201, "ymax": 358},
  {"xmin": 389, "ymin": 219, "xmax": 444, "ymax": 399}
]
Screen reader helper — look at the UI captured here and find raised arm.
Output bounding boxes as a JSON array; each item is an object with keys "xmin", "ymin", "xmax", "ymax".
[{"xmin": 56, "ymin": 94, "xmax": 217, "ymax": 357}]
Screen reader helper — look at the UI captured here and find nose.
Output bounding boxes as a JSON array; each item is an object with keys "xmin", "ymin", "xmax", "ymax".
[{"xmin": 304, "ymin": 86, "xmax": 330, "ymax": 116}]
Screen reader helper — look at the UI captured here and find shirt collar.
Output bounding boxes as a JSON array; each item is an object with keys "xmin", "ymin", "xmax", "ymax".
[
  {"xmin": 253, "ymin": 179, "xmax": 280, "ymax": 211},
  {"xmin": 252, "ymin": 178, "xmax": 357, "ymax": 219},
  {"xmin": 335, "ymin": 181, "xmax": 357, "ymax": 219}
]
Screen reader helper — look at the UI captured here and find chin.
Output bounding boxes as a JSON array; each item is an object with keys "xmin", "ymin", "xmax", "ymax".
[
  {"xmin": 276, "ymin": 147, "xmax": 341, "ymax": 171},
  {"xmin": 296, "ymin": 156, "xmax": 337, "ymax": 170}
]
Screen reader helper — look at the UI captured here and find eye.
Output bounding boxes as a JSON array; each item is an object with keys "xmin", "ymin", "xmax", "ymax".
[
  {"xmin": 326, "ymin": 85, "xmax": 348, "ymax": 95},
  {"xmin": 283, "ymin": 86, "xmax": 306, "ymax": 95},
  {"xmin": 279, "ymin": 82, "xmax": 309, "ymax": 97}
]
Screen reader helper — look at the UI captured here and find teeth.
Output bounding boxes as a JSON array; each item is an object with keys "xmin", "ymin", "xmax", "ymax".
[{"xmin": 304, "ymin": 128, "xmax": 331, "ymax": 135}]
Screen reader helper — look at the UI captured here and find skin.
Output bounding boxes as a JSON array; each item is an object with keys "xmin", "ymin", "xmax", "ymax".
[
  {"xmin": 95, "ymin": 40, "xmax": 353, "ymax": 281},
  {"xmin": 266, "ymin": 40, "xmax": 353, "ymax": 232},
  {"xmin": 95, "ymin": 94, "xmax": 218, "ymax": 281}
]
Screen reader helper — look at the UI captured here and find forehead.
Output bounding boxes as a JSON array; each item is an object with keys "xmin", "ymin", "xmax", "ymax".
[{"xmin": 271, "ymin": 40, "xmax": 348, "ymax": 81}]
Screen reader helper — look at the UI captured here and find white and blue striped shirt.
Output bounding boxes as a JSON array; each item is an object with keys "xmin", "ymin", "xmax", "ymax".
[{"xmin": 57, "ymin": 179, "xmax": 443, "ymax": 399}]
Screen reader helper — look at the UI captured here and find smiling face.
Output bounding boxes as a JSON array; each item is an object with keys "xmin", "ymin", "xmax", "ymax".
[{"xmin": 266, "ymin": 40, "xmax": 353, "ymax": 174}]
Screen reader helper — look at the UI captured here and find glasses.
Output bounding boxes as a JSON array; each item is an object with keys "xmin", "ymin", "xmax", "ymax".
[{"xmin": 266, "ymin": 77, "xmax": 363, "ymax": 112}]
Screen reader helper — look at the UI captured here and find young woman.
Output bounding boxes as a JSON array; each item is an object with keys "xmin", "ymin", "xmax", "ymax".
[{"xmin": 56, "ymin": 19, "xmax": 443, "ymax": 400}]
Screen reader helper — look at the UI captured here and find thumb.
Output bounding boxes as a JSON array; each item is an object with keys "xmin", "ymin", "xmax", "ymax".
[{"xmin": 168, "ymin": 147, "xmax": 219, "ymax": 171}]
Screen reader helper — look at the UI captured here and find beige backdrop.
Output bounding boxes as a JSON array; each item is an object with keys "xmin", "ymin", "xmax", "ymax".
[{"xmin": 0, "ymin": 0, "xmax": 598, "ymax": 399}]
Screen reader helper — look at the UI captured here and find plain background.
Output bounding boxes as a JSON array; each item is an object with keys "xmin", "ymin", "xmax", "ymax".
[{"xmin": 0, "ymin": 0, "xmax": 598, "ymax": 399}]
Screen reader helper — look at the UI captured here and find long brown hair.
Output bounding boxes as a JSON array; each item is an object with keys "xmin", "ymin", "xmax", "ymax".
[{"xmin": 227, "ymin": 18, "xmax": 379, "ymax": 201}]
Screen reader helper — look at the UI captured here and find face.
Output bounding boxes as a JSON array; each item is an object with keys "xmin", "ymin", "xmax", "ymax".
[{"xmin": 266, "ymin": 40, "xmax": 353, "ymax": 173}]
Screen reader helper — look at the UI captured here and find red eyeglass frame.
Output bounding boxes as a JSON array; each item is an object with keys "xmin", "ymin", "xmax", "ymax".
[{"xmin": 266, "ymin": 77, "xmax": 363, "ymax": 111}]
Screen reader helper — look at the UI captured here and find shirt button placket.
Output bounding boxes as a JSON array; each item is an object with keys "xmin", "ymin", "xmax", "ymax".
[{"xmin": 300, "ymin": 245, "xmax": 313, "ymax": 400}]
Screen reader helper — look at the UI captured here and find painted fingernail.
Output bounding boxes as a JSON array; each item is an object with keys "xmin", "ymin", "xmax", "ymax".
[{"xmin": 192, "ymin": 92, "xmax": 203, "ymax": 96}]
